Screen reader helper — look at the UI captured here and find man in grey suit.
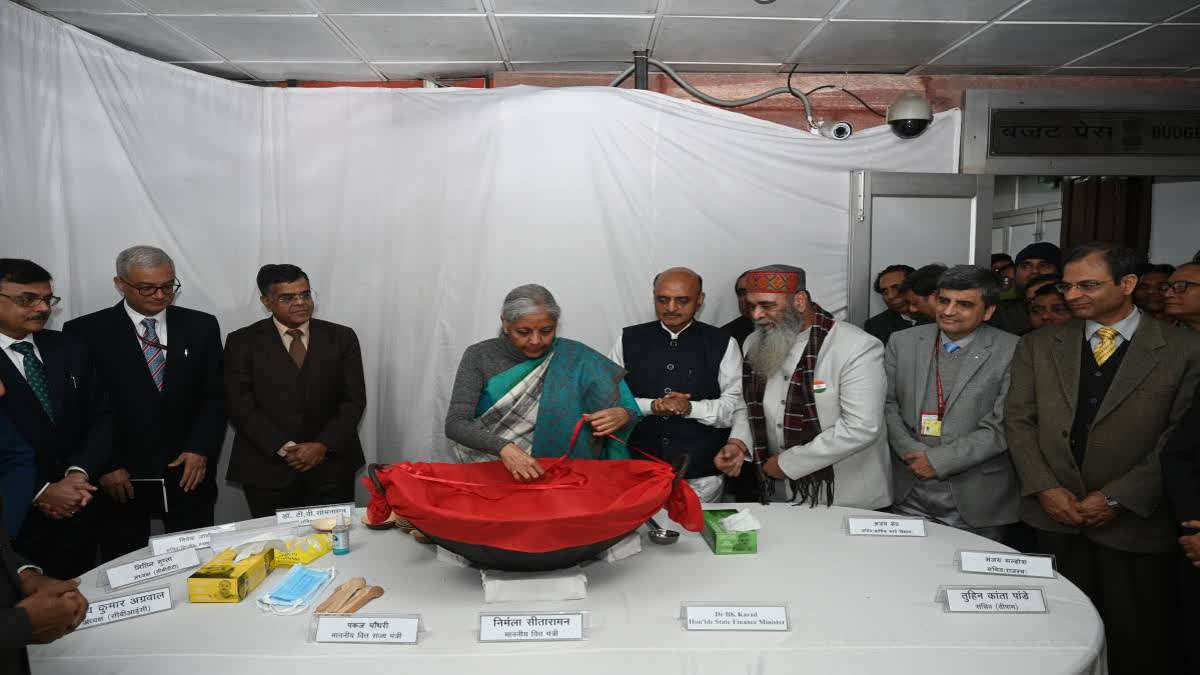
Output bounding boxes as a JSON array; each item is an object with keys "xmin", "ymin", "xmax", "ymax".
[{"xmin": 885, "ymin": 266, "xmax": 1019, "ymax": 541}]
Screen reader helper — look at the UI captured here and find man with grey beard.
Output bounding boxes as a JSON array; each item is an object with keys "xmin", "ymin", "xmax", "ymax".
[{"xmin": 721, "ymin": 265, "xmax": 891, "ymax": 509}]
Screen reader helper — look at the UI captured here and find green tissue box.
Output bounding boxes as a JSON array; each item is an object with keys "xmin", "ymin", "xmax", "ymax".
[{"xmin": 701, "ymin": 510, "xmax": 758, "ymax": 555}]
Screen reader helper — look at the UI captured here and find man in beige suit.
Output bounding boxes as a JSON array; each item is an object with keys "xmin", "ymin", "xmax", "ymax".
[{"xmin": 1006, "ymin": 242, "xmax": 1200, "ymax": 674}]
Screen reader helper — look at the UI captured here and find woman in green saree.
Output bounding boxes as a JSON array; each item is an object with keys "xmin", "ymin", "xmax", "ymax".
[{"xmin": 445, "ymin": 284, "xmax": 640, "ymax": 481}]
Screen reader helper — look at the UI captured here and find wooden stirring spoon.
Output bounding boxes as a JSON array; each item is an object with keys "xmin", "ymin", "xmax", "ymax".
[
  {"xmin": 336, "ymin": 586, "xmax": 384, "ymax": 614},
  {"xmin": 316, "ymin": 577, "xmax": 366, "ymax": 613}
]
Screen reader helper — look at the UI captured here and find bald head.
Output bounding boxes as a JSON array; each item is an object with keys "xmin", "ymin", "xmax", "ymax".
[{"xmin": 653, "ymin": 267, "xmax": 705, "ymax": 331}]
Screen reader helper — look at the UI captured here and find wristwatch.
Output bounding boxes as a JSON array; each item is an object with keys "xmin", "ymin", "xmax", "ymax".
[{"xmin": 1103, "ymin": 493, "xmax": 1120, "ymax": 509}]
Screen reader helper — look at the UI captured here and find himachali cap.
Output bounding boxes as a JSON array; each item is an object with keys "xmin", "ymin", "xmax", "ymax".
[{"xmin": 745, "ymin": 269, "xmax": 801, "ymax": 294}]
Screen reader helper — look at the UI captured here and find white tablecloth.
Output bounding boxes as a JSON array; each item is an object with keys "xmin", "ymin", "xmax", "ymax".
[{"xmin": 30, "ymin": 505, "xmax": 1105, "ymax": 675}]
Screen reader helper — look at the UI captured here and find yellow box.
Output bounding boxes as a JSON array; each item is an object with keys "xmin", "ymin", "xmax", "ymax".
[
  {"xmin": 188, "ymin": 547, "xmax": 275, "ymax": 603},
  {"xmin": 272, "ymin": 534, "xmax": 332, "ymax": 566}
]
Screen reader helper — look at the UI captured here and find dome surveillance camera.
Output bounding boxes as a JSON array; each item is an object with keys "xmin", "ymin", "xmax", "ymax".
[{"xmin": 886, "ymin": 92, "xmax": 932, "ymax": 139}]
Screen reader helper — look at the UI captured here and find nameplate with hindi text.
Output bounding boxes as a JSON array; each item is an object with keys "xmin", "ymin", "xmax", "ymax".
[
  {"xmin": 943, "ymin": 587, "xmax": 1047, "ymax": 614},
  {"xmin": 313, "ymin": 615, "xmax": 420, "ymax": 644},
  {"xmin": 149, "ymin": 523, "xmax": 237, "ymax": 555},
  {"xmin": 79, "ymin": 587, "xmax": 172, "ymax": 630},
  {"xmin": 682, "ymin": 604, "xmax": 790, "ymax": 631},
  {"xmin": 846, "ymin": 516, "xmax": 927, "ymax": 537},
  {"xmin": 478, "ymin": 612, "xmax": 585, "ymax": 642},
  {"xmin": 106, "ymin": 548, "xmax": 200, "ymax": 590},
  {"xmin": 276, "ymin": 502, "xmax": 355, "ymax": 525},
  {"xmin": 959, "ymin": 550, "xmax": 1055, "ymax": 579}
]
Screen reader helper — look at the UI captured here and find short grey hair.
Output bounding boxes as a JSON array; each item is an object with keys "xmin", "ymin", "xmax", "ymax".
[
  {"xmin": 937, "ymin": 264, "xmax": 1001, "ymax": 306},
  {"xmin": 501, "ymin": 284, "xmax": 561, "ymax": 324},
  {"xmin": 116, "ymin": 246, "xmax": 174, "ymax": 279}
]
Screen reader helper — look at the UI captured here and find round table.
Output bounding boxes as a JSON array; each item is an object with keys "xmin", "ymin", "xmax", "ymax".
[{"xmin": 30, "ymin": 504, "xmax": 1105, "ymax": 675}]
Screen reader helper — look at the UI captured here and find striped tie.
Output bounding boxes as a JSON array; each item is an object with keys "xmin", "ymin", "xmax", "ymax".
[
  {"xmin": 142, "ymin": 318, "xmax": 166, "ymax": 391},
  {"xmin": 1093, "ymin": 326, "xmax": 1119, "ymax": 367},
  {"xmin": 9, "ymin": 341, "xmax": 53, "ymax": 421}
]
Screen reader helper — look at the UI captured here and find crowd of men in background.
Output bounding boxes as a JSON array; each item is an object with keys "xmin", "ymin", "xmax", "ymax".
[{"xmin": 3, "ymin": 240, "xmax": 1200, "ymax": 674}]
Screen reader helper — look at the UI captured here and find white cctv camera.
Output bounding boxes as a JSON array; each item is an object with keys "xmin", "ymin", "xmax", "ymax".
[
  {"xmin": 813, "ymin": 120, "xmax": 853, "ymax": 140},
  {"xmin": 886, "ymin": 92, "xmax": 932, "ymax": 139}
]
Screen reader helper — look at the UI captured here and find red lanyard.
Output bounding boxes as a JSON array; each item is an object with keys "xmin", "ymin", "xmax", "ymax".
[{"xmin": 933, "ymin": 334, "xmax": 946, "ymax": 421}]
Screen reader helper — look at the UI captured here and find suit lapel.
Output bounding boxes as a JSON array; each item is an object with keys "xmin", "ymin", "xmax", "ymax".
[
  {"xmin": 911, "ymin": 327, "xmax": 934, "ymax": 418},
  {"xmin": 1092, "ymin": 318, "xmax": 1162, "ymax": 426},
  {"xmin": 945, "ymin": 328, "xmax": 993, "ymax": 413},
  {"xmin": 1052, "ymin": 324, "xmax": 1082, "ymax": 419},
  {"xmin": 0, "ymin": 347, "xmax": 52, "ymax": 443}
]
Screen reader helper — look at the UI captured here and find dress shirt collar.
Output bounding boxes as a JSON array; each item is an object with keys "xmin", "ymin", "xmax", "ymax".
[
  {"xmin": 124, "ymin": 301, "xmax": 166, "ymax": 331},
  {"xmin": 273, "ymin": 316, "xmax": 309, "ymax": 338},
  {"xmin": 659, "ymin": 320, "xmax": 694, "ymax": 340},
  {"xmin": 1085, "ymin": 306, "xmax": 1141, "ymax": 343},
  {"xmin": 939, "ymin": 328, "xmax": 978, "ymax": 351},
  {"xmin": 0, "ymin": 331, "xmax": 35, "ymax": 353}
]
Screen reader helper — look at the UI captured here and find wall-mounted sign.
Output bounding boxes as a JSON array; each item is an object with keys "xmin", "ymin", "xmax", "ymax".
[{"xmin": 990, "ymin": 109, "xmax": 1200, "ymax": 157}]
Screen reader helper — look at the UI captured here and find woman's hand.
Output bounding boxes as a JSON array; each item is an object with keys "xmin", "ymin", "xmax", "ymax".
[
  {"xmin": 499, "ymin": 443, "xmax": 544, "ymax": 482},
  {"xmin": 585, "ymin": 408, "xmax": 632, "ymax": 437}
]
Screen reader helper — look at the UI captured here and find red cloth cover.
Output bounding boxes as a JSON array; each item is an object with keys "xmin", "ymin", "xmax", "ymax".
[{"xmin": 365, "ymin": 456, "xmax": 703, "ymax": 554}]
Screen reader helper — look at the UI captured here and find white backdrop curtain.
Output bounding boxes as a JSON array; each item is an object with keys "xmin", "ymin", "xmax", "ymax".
[{"xmin": 1, "ymin": 1, "xmax": 960, "ymax": 524}]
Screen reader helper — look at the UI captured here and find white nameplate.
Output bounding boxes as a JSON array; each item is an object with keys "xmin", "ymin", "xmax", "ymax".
[
  {"xmin": 960, "ymin": 551, "xmax": 1055, "ymax": 579},
  {"xmin": 79, "ymin": 587, "xmax": 172, "ymax": 630},
  {"xmin": 106, "ymin": 548, "xmax": 200, "ymax": 590},
  {"xmin": 149, "ymin": 523, "xmax": 237, "ymax": 555},
  {"xmin": 945, "ymin": 587, "xmax": 1047, "ymax": 614},
  {"xmin": 315, "ymin": 616, "xmax": 419, "ymax": 644},
  {"xmin": 479, "ymin": 613, "xmax": 584, "ymax": 642},
  {"xmin": 276, "ymin": 502, "xmax": 355, "ymax": 525},
  {"xmin": 684, "ymin": 605, "xmax": 789, "ymax": 631},
  {"xmin": 847, "ymin": 517, "xmax": 927, "ymax": 537}
]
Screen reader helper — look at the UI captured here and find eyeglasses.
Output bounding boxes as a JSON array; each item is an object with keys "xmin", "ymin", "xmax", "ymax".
[
  {"xmin": 122, "ymin": 279, "xmax": 181, "ymax": 297},
  {"xmin": 0, "ymin": 292, "xmax": 61, "ymax": 308},
  {"xmin": 1159, "ymin": 280, "xmax": 1200, "ymax": 294},
  {"xmin": 275, "ymin": 291, "xmax": 314, "ymax": 305},
  {"xmin": 1054, "ymin": 280, "xmax": 1111, "ymax": 294}
]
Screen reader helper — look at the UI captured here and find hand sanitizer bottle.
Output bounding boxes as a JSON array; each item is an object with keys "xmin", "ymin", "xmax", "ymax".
[{"xmin": 332, "ymin": 514, "xmax": 350, "ymax": 555}]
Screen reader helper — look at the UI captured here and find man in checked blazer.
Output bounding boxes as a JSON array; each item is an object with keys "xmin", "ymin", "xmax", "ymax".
[
  {"xmin": 224, "ymin": 264, "xmax": 366, "ymax": 518},
  {"xmin": 1006, "ymin": 242, "xmax": 1200, "ymax": 674},
  {"xmin": 885, "ymin": 265, "xmax": 1019, "ymax": 542}
]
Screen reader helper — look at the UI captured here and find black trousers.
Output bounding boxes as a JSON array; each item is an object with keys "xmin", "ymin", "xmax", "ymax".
[
  {"xmin": 242, "ymin": 463, "xmax": 356, "ymax": 519},
  {"xmin": 1033, "ymin": 530, "xmax": 1180, "ymax": 675},
  {"xmin": 13, "ymin": 502, "xmax": 98, "ymax": 580},
  {"xmin": 1181, "ymin": 555, "xmax": 1200, "ymax": 674},
  {"xmin": 97, "ymin": 464, "xmax": 217, "ymax": 564}
]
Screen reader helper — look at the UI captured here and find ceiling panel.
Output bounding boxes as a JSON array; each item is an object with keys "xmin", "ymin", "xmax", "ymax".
[
  {"xmin": 494, "ymin": 0, "xmax": 656, "ymax": 13},
  {"xmin": 375, "ymin": 61, "xmax": 503, "ymax": 78},
  {"xmin": 664, "ymin": 0, "xmax": 839, "ymax": 19},
  {"xmin": 663, "ymin": 61, "xmax": 785, "ymax": 72},
  {"xmin": 655, "ymin": 17, "xmax": 818, "ymax": 63},
  {"xmin": 788, "ymin": 63, "xmax": 913, "ymax": 73},
  {"xmin": 331, "ymin": 14, "xmax": 499, "ymax": 60},
  {"xmin": 234, "ymin": 61, "xmax": 381, "ymax": 80},
  {"xmin": 1169, "ymin": 6, "xmax": 1200, "ymax": 21},
  {"xmin": 161, "ymin": 15, "xmax": 356, "ymax": 59},
  {"xmin": 1055, "ymin": 66, "xmax": 1189, "ymax": 76},
  {"xmin": 499, "ymin": 15, "xmax": 652, "ymax": 61},
  {"xmin": 50, "ymin": 12, "xmax": 220, "ymax": 60},
  {"xmin": 25, "ymin": 0, "xmax": 137, "ymax": 11},
  {"xmin": 836, "ymin": 0, "xmax": 1016, "ymax": 21},
  {"xmin": 1075, "ymin": 24, "xmax": 1200, "ymax": 66},
  {"xmin": 313, "ymin": 0, "xmax": 483, "ymax": 11},
  {"xmin": 1004, "ymin": 0, "xmax": 1199, "ymax": 23},
  {"xmin": 510, "ymin": 61, "xmax": 631, "ymax": 71},
  {"xmin": 935, "ymin": 23, "xmax": 1137, "ymax": 65},
  {"xmin": 139, "ymin": 1, "xmax": 315, "ymax": 12},
  {"xmin": 915, "ymin": 64, "xmax": 1051, "ymax": 75},
  {"xmin": 795, "ymin": 20, "xmax": 975, "ymax": 65},
  {"xmin": 170, "ymin": 61, "xmax": 252, "ymax": 78}
]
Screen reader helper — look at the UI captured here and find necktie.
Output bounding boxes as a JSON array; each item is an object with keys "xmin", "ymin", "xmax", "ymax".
[
  {"xmin": 287, "ymin": 329, "xmax": 306, "ymax": 368},
  {"xmin": 10, "ymin": 341, "xmax": 53, "ymax": 420},
  {"xmin": 944, "ymin": 342, "xmax": 960, "ymax": 353},
  {"xmin": 1093, "ymin": 326, "xmax": 1119, "ymax": 366},
  {"xmin": 141, "ymin": 318, "xmax": 166, "ymax": 392}
]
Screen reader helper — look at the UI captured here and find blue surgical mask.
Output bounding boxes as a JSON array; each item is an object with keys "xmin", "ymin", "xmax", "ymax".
[{"xmin": 257, "ymin": 564, "xmax": 335, "ymax": 615}]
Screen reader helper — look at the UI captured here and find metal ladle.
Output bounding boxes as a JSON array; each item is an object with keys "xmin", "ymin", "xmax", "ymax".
[{"xmin": 646, "ymin": 517, "xmax": 680, "ymax": 545}]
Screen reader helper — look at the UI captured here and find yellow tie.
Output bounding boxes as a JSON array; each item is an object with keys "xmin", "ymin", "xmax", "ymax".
[{"xmin": 1093, "ymin": 326, "xmax": 1119, "ymax": 366}]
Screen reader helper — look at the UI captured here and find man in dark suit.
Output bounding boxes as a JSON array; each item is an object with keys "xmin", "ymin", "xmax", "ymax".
[
  {"xmin": 0, "ymin": 259, "xmax": 111, "ymax": 580},
  {"xmin": 864, "ymin": 264, "xmax": 917, "ymax": 346},
  {"xmin": 1006, "ymin": 242, "xmax": 1200, "ymax": 674},
  {"xmin": 225, "ymin": 264, "xmax": 366, "ymax": 517},
  {"xmin": 63, "ymin": 246, "xmax": 226, "ymax": 562},
  {"xmin": 1, "ymin": 498, "xmax": 89, "ymax": 675},
  {"xmin": 1161, "ymin": 382, "xmax": 1200, "ymax": 674},
  {"xmin": 720, "ymin": 270, "xmax": 754, "ymax": 348}
]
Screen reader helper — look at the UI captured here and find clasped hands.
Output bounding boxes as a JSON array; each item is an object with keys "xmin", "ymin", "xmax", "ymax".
[
  {"xmin": 650, "ymin": 391, "xmax": 691, "ymax": 417},
  {"xmin": 35, "ymin": 471, "xmax": 96, "ymax": 520},
  {"xmin": 18, "ymin": 571, "xmax": 89, "ymax": 643},
  {"xmin": 284, "ymin": 442, "xmax": 328, "ymax": 472},
  {"xmin": 1038, "ymin": 487, "xmax": 1118, "ymax": 528}
]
